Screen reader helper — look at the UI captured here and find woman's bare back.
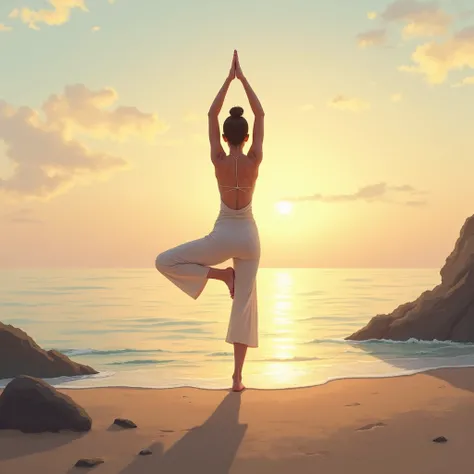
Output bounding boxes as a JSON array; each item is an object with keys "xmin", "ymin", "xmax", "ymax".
[
  {"xmin": 208, "ymin": 50, "xmax": 264, "ymax": 213},
  {"xmin": 214, "ymin": 153, "xmax": 260, "ymax": 210}
]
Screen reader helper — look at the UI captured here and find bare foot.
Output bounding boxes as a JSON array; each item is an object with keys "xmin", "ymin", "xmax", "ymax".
[
  {"xmin": 232, "ymin": 380, "xmax": 246, "ymax": 392},
  {"xmin": 223, "ymin": 267, "xmax": 235, "ymax": 299}
]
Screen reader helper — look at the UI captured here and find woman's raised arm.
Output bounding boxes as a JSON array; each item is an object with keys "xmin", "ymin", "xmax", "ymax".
[
  {"xmin": 207, "ymin": 52, "xmax": 236, "ymax": 162},
  {"xmin": 235, "ymin": 52, "xmax": 265, "ymax": 163}
]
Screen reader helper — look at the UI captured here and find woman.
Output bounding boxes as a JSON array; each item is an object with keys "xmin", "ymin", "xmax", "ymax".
[{"xmin": 155, "ymin": 50, "xmax": 264, "ymax": 392}]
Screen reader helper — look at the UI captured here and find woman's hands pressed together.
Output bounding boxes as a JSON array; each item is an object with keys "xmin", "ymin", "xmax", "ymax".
[
  {"xmin": 228, "ymin": 50, "xmax": 244, "ymax": 81},
  {"xmin": 228, "ymin": 50, "xmax": 236, "ymax": 80},
  {"xmin": 234, "ymin": 50, "xmax": 244, "ymax": 80}
]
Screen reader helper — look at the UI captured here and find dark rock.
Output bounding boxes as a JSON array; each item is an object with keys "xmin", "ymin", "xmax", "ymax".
[
  {"xmin": 75, "ymin": 458, "xmax": 105, "ymax": 468},
  {"xmin": 0, "ymin": 376, "xmax": 92, "ymax": 433},
  {"xmin": 347, "ymin": 215, "xmax": 474, "ymax": 342},
  {"xmin": 113, "ymin": 418, "xmax": 137, "ymax": 429},
  {"xmin": 0, "ymin": 322, "xmax": 97, "ymax": 379},
  {"xmin": 433, "ymin": 436, "xmax": 448, "ymax": 443},
  {"xmin": 139, "ymin": 448, "xmax": 152, "ymax": 456}
]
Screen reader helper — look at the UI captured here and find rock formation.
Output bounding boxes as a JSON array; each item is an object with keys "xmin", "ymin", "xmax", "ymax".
[
  {"xmin": 347, "ymin": 214, "xmax": 474, "ymax": 342},
  {"xmin": 0, "ymin": 376, "xmax": 92, "ymax": 433},
  {"xmin": 0, "ymin": 322, "xmax": 97, "ymax": 379}
]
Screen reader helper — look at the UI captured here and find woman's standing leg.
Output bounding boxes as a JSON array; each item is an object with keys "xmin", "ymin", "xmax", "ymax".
[
  {"xmin": 226, "ymin": 257, "xmax": 259, "ymax": 391},
  {"xmin": 232, "ymin": 343, "xmax": 248, "ymax": 392}
]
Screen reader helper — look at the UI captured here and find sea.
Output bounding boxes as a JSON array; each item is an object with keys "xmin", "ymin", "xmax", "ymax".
[{"xmin": 2, "ymin": 268, "xmax": 474, "ymax": 390}]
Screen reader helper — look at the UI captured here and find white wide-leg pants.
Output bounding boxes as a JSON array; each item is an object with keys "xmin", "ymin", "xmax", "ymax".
[{"xmin": 155, "ymin": 201, "xmax": 260, "ymax": 348}]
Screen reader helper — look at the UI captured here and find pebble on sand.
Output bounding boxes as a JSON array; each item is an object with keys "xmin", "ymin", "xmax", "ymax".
[
  {"xmin": 433, "ymin": 436, "xmax": 448, "ymax": 443},
  {"xmin": 113, "ymin": 418, "xmax": 137, "ymax": 429},
  {"xmin": 139, "ymin": 448, "xmax": 153, "ymax": 456},
  {"xmin": 75, "ymin": 458, "xmax": 105, "ymax": 468}
]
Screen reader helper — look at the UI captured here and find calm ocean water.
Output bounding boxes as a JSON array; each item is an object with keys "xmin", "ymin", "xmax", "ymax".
[{"xmin": 1, "ymin": 268, "xmax": 474, "ymax": 390}]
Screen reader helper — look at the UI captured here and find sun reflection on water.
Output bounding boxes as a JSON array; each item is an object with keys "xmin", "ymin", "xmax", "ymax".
[{"xmin": 260, "ymin": 270, "xmax": 304, "ymax": 383}]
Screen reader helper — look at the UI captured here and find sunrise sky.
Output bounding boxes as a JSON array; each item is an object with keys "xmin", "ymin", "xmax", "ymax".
[{"xmin": 1, "ymin": 0, "xmax": 474, "ymax": 268}]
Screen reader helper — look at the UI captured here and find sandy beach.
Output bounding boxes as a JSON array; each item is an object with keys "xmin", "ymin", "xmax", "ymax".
[{"xmin": 1, "ymin": 367, "xmax": 474, "ymax": 474}]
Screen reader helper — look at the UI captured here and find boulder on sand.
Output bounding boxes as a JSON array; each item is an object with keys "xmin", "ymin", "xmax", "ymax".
[
  {"xmin": 0, "ymin": 322, "xmax": 97, "ymax": 379},
  {"xmin": 347, "ymin": 214, "xmax": 474, "ymax": 342},
  {"xmin": 0, "ymin": 375, "xmax": 92, "ymax": 433}
]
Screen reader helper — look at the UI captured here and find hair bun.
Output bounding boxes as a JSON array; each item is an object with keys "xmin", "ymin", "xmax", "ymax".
[{"xmin": 229, "ymin": 106, "xmax": 244, "ymax": 118}]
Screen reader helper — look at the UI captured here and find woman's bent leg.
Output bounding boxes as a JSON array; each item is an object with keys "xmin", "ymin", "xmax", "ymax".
[
  {"xmin": 155, "ymin": 234, "xmax": 230, "ymax": 300},
  {"xmin": 207, "ymin": 267, "xmax": 235, "ymax": 298}
]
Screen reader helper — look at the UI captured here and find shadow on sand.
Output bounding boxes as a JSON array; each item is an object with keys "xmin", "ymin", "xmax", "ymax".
[
  {"xmin": 119, "ymin": 391, "xmax": 247, "ymax": 474},
  {"xmin": 0, "ymin": 431, "xmax": 85, "ymax": 461}
]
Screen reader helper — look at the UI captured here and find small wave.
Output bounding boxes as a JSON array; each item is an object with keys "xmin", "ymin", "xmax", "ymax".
[
  {"xmin": 77, "ymin": 276, "xmax": 134, "ymax": 281},
  {"xmin": 305, "ymin": 338, "xmax": 352, "ymax": 345},
  {"xmin": 344, "ymin": 278, "xmax": 371, "ymax": 282},
  {"xmin": 162, "ymin": 327, "xmax": 212, "ymax": 334},
  {"xmin": 297, "ymin": 316, "xmax": 354, "ymax": 323},
  {"xmin": 1, "ymin": 302, "xmax": 54, "ymax": 308},
  {"xmin": 0, "ymin": 371, "xmax": 115, "ymax": 387},
  {"xmin": 259, "ymin": 356, "xmax": 322, "ymax": 363},
  {"xmin": 355, "ymin": 338, "xmax": 474, "ymax": 347},
  {"xmin": 297, "ymin": 290, "xmax": 324, "ymax": 297},
  {"xmin": 208, "ymin": 352, "xmax": 233, "ymax": 357},
  {"xmin": 52, "ymin": 285, "xmax": 111, "ymax": 291},
  {"xmin": 124, "ymin": 318, "xmax": 212, "ymax": 326},
  {"xmin": 306, "ymin": 337, "xmax": 474, "ymax": 347},
  {"xmin": 1, "ymin": 317, "xmax": 39, "ymax": 324},
  {"xmin": 107, "ymin": 359, "xmax": 176, "ymax": 366},
  {"xmin": 60, "ymin": 348, "xmax": 168, "ymax": 356},
  {"xmin": 77, "ymin": 303, "xmax": 126, "ymax": 308}
]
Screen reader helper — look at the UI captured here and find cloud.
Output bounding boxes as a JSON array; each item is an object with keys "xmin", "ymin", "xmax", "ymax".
[
  {"xmin": 299, "ymin": 104, "xmax": 315, "ymax": 112},
  {"xmin": 0, "ymin": 24, "xmax": 12, "ymax": 32},
  {"xmin": 452, "ymin": 75, "xmax": 474, "ymax": 87},
  {"xmin": 328, "ymin": 95, "xmax": 370, "ymax": 112},
  {"xmin": 91, "ymin": 25, "xmax": 100, "ymax": 32},
  {"xmin": 381, "ymin": 0, "xmax": 453, "ymax": 38},
  {"xmin": 357, "ymin": 0, "xmax": 452, "ymax": 46},
  {"xmin": 0, "ymin": 101, "xmax": 126, "ymax": 199},
  {"xmin": 4, "ymin": 208, "xmax": 42, "ymax": 224},
  {"xmin": 0, "ymin": 84, "xmax": 167, "ymax": 199},
  {"xmin": 391, "ymin": 92, "xmax": 403, "ymax": 102},
  {"xmin": 357, "ymin": 28, "xmax": 387, "ymax": 47},
  {"xmin": 283, "ymin": 183, "xmax": 427, "ymax": 206},
  {"xmin": 399, "ymin": 26, "xmax": 474, "ymax": 84},
  {"xmin": 9, "ymin": 0, "xmax": 88, "ymax": 30},
  {"xmin": 368, "ymin": 11, "xmax": 378, "ymax": 20},
  {"xmin": 42, "ymin": 84, "xmax": 168, "ymax": 141}
]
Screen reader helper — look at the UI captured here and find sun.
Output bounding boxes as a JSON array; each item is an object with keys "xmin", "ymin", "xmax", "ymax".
[{"xmin": 275, "ymin": 201, "xmax": 293, "ymax": 215}]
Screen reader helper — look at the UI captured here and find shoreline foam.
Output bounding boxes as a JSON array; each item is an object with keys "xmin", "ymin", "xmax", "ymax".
[{"xmin": 4, "ymin": 361, "xmax": 474, "ymax": 391}]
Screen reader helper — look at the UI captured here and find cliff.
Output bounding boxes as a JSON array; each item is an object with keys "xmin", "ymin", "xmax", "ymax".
[
  {"xmin": 0, "ymin": 322, "xmax": 97, "ymax": 379},
  {"xmin": 347, "ymin": 215, "xmax": 474, "ymax": 342}
]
